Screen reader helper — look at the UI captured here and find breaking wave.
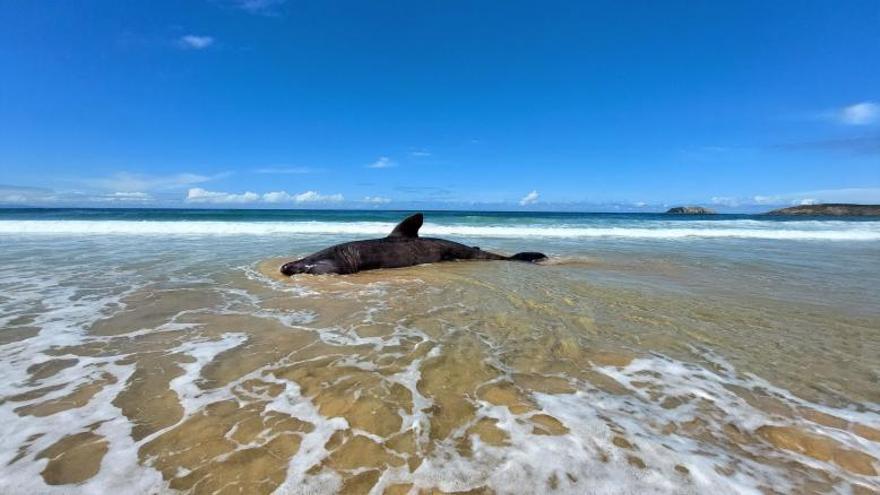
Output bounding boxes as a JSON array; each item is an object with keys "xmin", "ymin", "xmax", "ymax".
[{"xmin": 1, "ymin": 220, "xmax": 879, "ymax": 240}]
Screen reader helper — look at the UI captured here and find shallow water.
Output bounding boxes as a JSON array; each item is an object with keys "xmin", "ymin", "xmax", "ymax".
[{"xmin": 0, "ymin": 210, "xmax": 879, "ymax": 494}]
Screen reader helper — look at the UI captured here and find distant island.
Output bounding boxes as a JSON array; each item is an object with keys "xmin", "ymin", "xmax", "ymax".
[
  {"xmin": 666, "ymin": 206, "xmax": 716, "ymax": 215},
  {"xmin": 764, "ymin": 203, "xmax": 880, "ymax": 216}
]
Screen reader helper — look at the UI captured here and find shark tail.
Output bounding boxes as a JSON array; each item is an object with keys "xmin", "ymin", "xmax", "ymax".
[{"xmin": 509, "ymin": 252, "xmax": 547, "ymax": 263}]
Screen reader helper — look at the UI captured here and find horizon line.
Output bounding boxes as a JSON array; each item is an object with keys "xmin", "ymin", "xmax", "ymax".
[{"xmin": 0, "ymin": 204, "xmax": 867, "ymax": 215}]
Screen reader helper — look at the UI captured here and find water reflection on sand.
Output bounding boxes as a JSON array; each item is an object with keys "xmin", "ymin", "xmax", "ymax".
[{"xmin": 0, "ymin": 238, "xmax": 878, "ymax": 494}]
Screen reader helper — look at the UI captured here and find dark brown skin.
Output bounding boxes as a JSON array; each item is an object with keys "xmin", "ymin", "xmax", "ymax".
[{"xmin": 280, "ymin": 213, "xmax": 546, "ymax": 275}]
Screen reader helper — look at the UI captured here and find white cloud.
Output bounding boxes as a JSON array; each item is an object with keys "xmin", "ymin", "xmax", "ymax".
[
  {"xmin": 363, "ymin": 196, "xmax": 391, "ymax": 204},
  {"xmin": 519, "ymin": 190, "xmax": 539, "ymax": 206},
  {"xmin": 179, "ymin": 35, "xmax": 215, "ymax": 50},
  {"xmin": 262, "ymin": 190, "xmax": 344, "ymax": 203},
  {"xmin": 367, "ymin": 157, "xmax": 395, "ymax": 169},
  {"xmin": 88, "ymin": 172, "xmax": 223, "ymax": 192},
  {"xmin": 752, "ymin": 194, "xmax": 817, "ymax": 206},
  {"xmin": 187, "ymin": 188, "xmax": 343, "ymax": 204},
  {"xmin": 186, "ymin": 188, "xmax": 259, "ymax": 204},
  {"xmin": 0, "ymin": 185, "xmax": 56, "ymax": 204},
  {"xmin": 233, "ymin": 0, "xmax": 286, "ymax": 14},
  {"xmin": 716, "ymin": 194, "xmax": 817, "ymax": 208},
  {"xmin": 261, "ymin": 191, "xmax": 292, "ymax": 203},
  {"xmin": 102, "ymin": 192, "xmax": 153, "ymax": 202},
  {"xmin": 408, "ymin": 150, "xmax": 431, "ymax": 157},
  {"xmin": 294, "ymin": 191, "xmax": 343, "ymax": 203},
  {"xmin": 712, "ymin": 188, "xmax": 880, "ymax": 208},
  {"xmin": 839, "ymin": 102, "xmax": 879, "ymax": 125},
  {"xmin": 710, "ymin": 196, "xmax": 740, "ymax": 207},
  {"xmin": 0, "ymin": 194, "xmax": 30, "ymax": 203},
  {"xmin": 0, "ymin": 185, "xmax": 153, "ymax": 205},
  {"xmin": 789, "ymin": 187, "xmax": 880, "ymax": 204},
  {"xmin": 751, "ymin": 195, "xmax": 778, "ymax": 205}
]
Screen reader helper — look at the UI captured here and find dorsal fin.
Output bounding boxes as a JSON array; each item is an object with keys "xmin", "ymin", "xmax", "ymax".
[{"xmin": 388, "ymin": 213, "xmax": 423, "ymax": 238}]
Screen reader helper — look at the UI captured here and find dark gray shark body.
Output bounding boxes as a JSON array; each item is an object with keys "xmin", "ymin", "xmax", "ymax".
[{"xmin": 280, "ymin": 213, "xmax": 547, "ymax": 275}]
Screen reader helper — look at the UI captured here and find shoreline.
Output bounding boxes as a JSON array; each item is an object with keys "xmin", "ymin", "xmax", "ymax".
[{"xmin": 0, "ymin": 217, "xmax": 878, "ymax": 493}]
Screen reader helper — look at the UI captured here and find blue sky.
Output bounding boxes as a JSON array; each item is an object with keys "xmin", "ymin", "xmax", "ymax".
[{"xmin": 1, "ymin": 0, "xmax": 878, "ymax": 211}]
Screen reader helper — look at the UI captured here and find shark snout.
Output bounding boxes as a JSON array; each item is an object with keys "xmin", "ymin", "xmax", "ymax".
[
  {"xmin": 280, "ymin": 260, "xmax": 305, "ymax": 276},
  {"xmin": 281, "ymin": 259, "xmax": 339, "ymax": 275}
]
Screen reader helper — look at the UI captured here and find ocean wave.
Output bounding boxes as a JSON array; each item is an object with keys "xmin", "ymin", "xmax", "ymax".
[{"xmin": 1, "ymin": 219, "xmax": 879, "ymax": 240}]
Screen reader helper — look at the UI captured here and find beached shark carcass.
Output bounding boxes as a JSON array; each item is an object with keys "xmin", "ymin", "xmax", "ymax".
[{"xmin": 280, "ymin": 213, "xmax": 547, "ymax": 275}]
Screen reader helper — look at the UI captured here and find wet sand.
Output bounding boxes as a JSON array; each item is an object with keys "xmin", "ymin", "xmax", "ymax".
[{"xmin": 1, "ymin": 241, "xmax": 879, "ymax": 494}]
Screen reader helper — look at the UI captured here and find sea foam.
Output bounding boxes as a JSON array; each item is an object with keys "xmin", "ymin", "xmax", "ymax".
[{"xmin": 1, "ymin": 219, "xmax": 879, "ymax": 240}]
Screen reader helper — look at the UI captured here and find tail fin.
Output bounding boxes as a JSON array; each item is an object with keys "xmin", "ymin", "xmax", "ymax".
[{"xmin": 509, "ymin": 252, "xmax": 547, "ymax": 263}]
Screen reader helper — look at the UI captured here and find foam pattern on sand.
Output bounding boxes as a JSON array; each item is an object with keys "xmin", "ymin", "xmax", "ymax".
[{"xmin": 0, "ymin": 234, "xmax": 878, "ymax": 494}]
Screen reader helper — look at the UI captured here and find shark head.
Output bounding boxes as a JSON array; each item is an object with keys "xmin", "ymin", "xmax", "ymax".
[{"xmin": 280, "ymin": 258, "xmax": 339, "ymax": 276}]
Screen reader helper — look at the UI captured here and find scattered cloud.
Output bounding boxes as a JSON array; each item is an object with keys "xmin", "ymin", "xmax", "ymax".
[
  {"xmin": 179, "ymin": 35, "xmax": 215, "ymax": 50},
  {"xmin": 362, "ymin": 196, "xmax": 392, "ymax": 204},
  {"xmin": 0, "ymin": 184, "xmax": 56, "ymax": 204},
  {"xmin": 87, "ymin": 172, "xmax": 225, "ymax": 192},
  {"xmin": 799, "ymin": 102, "xmax": 880, "ymax": 127},
  {"xmin": 784, "ymin": 187, "xmax": 880, "ymax": 204},
  {"xmin": 519, "ymin": 190, "xmax": 539, "ymax": 206},
  {"xmin": 755, "ymin": 195, "xmax": 819, "ymax": 206},
  {"xmin": 0, "ymin": 185, "xmax": 157, "ymax": 205},
  {"xmin": 292, "ymin": 191, "xmax": 344, "ymax": 203},
  {"xmin": 260, "ymin": 191, "xmax": 289, "ymax": 203},
  {"xmin": 710, "ymin": 196, "xmax": 740, "ymax": 207},
  {"xmin": 231, "ymin": 0, "xmax": 287, "ymax": 15},
  {"xmin": 298, "ymin": 191, "xmax": 343, "ymax": 203},
  {"xmin": 839, "ymin": 102, "xmax": 879, "ymax": 126},
  {"xmin": 186, "ymin": 188, "xmax": 259, "ymax": 204},
  {"xmin": 262, "ymin": 190, "xmax": 344, "ymax": 203},
  {"xmin": 186, "ymin": 188, "xmax": 343, "ymax": 205},
  {"xmin": 100, "ymin": 192, "xmax": 154, "ymax": 202},
  {"xmin": 367, "ymin": 157, "xmax": 395, "ymax": 169},
  {"xmin": 254, "ymin": 167, "xmax": 318, "ymax": 174},
  {"xmin": 713, "ymin": 188, "xmax": 880, "ymax": 208},
  {"xmin": 408, "ymin": 150, "xmax": 431, "ymax": 158},
  {"xmin": 751, "ymin": 195, "xmax": 779, "ymax": 205}
]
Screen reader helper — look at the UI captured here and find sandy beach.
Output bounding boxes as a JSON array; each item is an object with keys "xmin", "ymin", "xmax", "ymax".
[{"xmin": 0, "ymin": 210, "xmax": 878, "ymax": 493}]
